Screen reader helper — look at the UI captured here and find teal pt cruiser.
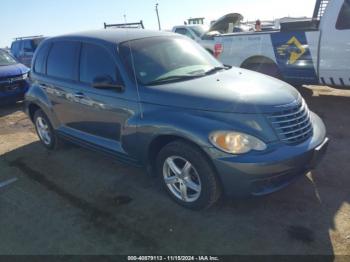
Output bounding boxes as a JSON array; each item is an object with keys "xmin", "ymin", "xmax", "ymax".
[{"xmin": 25, "ymin": 30, "xmax": 329, "ymax": 209}]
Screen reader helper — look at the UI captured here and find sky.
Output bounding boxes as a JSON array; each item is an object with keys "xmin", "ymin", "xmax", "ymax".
[{"xmin": 1, "ymin": 0, "xmax": 316, "ymax": 48}]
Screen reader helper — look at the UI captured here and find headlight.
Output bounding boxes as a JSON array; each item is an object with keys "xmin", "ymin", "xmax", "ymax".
[
  {"xmin": 209, "ymin": 131, "xmax": 267, "ymax": 154},
  {"xmin": 22, "ymin": 73, "xmax": 29, "ymax": 80}
]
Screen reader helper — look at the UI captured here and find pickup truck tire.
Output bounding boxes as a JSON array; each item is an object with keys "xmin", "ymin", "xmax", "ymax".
[
  {"xmin": 33, "ymin": 110, "xmax": 61, "ymax": 150},
  {"xmin": 156, "ymin": 140, "xmax": 222, "ymax": 210},
  {"xmin": 243, "ymin": 62, "xmax": 282, "ymax": 80}
]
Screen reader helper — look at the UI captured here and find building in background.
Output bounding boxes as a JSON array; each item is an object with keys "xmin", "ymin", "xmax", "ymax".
[{"xmin": 186, "ymin": 17, "xmax": 205, "ymax": 25}]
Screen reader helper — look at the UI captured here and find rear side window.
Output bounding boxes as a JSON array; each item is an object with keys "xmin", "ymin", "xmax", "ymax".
[
  {"xmin": 23, "ymin": 40, "xmax": 34, "ymax": 52},
  {"xmin": 34, "ymin": 43, "xmax": 50, "ymax": 74},
  {"xmin": 79, "ymin": 43, "xmax": 121, "ymax": 85},
  {"xmin": 47, "ymin": 41, "xmax": 79, "ymax": 80},
  {"xmin": 336, "ymin": 0, "xmax": 350, "ymax": 30},
  {"xmin": 11, "ymin": 42, "xmax": 20, "ymax": 57}
]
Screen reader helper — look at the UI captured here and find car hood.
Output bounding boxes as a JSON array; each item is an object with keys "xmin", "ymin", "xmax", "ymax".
[
  {"xmin": 0, "ymin": 63, "xmax": 29, "ymax": 78},
  {"xmin": 208, "ymin": 13, "xmax": 244, "ymax": 34},
  {"xmin": 140, "ymin": 67, "xmax": 301, "ymax": 114}
]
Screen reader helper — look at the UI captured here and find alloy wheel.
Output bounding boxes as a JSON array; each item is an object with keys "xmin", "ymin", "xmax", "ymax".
[
  {"xmin": 163, "ymin": 156, "xmax": 202, "ymax": 202},
  {"xmin": 36, "ymin": 116, "xmax": 52, "ymax": 145}
]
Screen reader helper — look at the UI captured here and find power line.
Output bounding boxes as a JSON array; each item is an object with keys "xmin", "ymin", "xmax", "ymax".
[{"xmin": 155, "ymin": 3, "xmax": 161, "ymax": 30}]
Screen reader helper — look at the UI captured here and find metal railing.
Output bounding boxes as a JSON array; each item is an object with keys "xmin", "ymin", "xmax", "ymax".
[
  {"xmin": 313, "ymin": 0, "xmax": 331, "ymax": 20},
  {"xmin": 14, "ymin": 35, "xmax": 44, "ymax": 41},
  {"xmin": 104, "ymin": 21, "xmax": 144, "ymax": 29}
]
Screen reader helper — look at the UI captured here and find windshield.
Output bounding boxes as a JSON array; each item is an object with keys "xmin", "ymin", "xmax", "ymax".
[
  {"xmin": 0, "ymin": 50, "xmax": 17, "ymax": 66},
  {"xmin": 120, "ymin": 36, "xmax": 223, "ymax": 85},
  {"xmin": 190, "ymin": 26, "xmax": 206, "ymax": 37}
]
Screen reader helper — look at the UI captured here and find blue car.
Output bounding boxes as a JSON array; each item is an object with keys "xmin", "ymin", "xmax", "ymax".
[
  {"xmin": 11, "ymin": 36, "xmax": 45, "ymax": 68},
  {"xmin": 25, "ymin": 30, "xmax": 328, "ymax": 209},
  {"xmin": 0, "ymin": 49, "xmax": 30, "ymax": 105}
]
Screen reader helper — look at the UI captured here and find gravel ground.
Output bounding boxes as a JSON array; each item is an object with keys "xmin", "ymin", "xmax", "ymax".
[{"xmin": 0, "ymin": 85, "xmax": 349, "ymax": 255}]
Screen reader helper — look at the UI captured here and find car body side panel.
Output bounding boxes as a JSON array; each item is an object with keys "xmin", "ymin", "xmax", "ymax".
[
  {"xmin": 216, "ymin": 30, "xmax": 320, "ymax": 85},
  {"xmin": 319, "ymin": 0, "xmax": 350, "ymax": 87},
  {"xmin": 27, "ymin": 38, "xmax": 142, "ymax": 165},
  {"xmin": 216, "ymin": 33, "xmax": 277, "ymax": 68},
  {"xmin": 25, "ymin": 81, "xmax": 59, "ymax": 126},
  {"xmin": 26, "ymin": 80, "xmax": 142, "ymax": 165},
  {"xmin": 305, "ymin": 31, "xmax": 321, "ymax": 77},
  {"xmin": 270, "ymin": 31, "xmax": 319, "ymax": 85},
  {"xmin": 136, "ymin": 103, "xmax": 279, "ymax": 165}
]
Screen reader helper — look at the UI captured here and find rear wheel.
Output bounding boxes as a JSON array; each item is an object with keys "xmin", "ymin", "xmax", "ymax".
[
  {"xmin": 156, "ymin": 141, "xmax": 222, "ymax": 210},
  {"xmin": 244, "ymin": 62, "xmax": 283, "ymax": 79},
  {"xmin": 33, "ymin": 110, "xmax": 60, "ymax": 150}
]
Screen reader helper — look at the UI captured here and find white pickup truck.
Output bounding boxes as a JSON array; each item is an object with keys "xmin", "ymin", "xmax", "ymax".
[
  {"xmin": 172, "ymin": 25, "xmax": 216, "ymax": 54},
  {"xmin": 214, "ymin": 0, "xmax": 350, "ymax": 87},
  {"xmin": 172, "ymin": 14, "xmax": 245, "ymax": 54}
]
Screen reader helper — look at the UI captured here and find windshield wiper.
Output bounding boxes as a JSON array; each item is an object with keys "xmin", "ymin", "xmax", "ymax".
[
  {"xmin": 146, "ymin": 74, "xmax": 204, "ymax": 86},
  {"xmin": 204, "ymin": 66, "xmax": 228, "ymax": 75},
  {"xmin": 146, "ymin": 66, "xmax": 232, "ymax": 85}
]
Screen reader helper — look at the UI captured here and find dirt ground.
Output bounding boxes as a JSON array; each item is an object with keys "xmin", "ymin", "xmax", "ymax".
[{"xmin": 0, "ymin": 85, "xmax": 349, "ymax": 255}]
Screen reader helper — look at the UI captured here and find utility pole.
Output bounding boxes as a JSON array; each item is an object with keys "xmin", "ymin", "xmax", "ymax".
[{"xmin": 155, "ymin": 3, "xmax": 161, "ymax": 31}]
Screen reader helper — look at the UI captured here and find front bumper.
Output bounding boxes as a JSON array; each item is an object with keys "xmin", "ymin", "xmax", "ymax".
[
  {"xmin": 0, "ymin": 82, "xmax": 29, "ymax": 105},
  {"xmin": 206, "ymin": 112, "xmax": 328, "ymax": 197},
  {"xmin": 250, "ymin": 137, "xmax": 328, "ymax": 196}
]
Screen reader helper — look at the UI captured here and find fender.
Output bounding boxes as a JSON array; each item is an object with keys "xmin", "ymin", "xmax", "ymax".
[
  {"xmin": 216, "ymin": 33, "xmax": 277, "ymax": 67},
  {"xmin": 134, "ymin": 104, "xmax": 276, "ymax": 164},
  {"xmin": 25, "ymin": 82, "xmax": 60, "ymax": 129},
  {"xmin": 238, "ymin": 48, "xmax": 276, "ymax": 69}
]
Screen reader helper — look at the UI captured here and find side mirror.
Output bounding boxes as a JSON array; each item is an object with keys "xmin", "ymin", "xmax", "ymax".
[{"xmin": 92, "ymin": 75, "xmax": 124, "ymax": 92}]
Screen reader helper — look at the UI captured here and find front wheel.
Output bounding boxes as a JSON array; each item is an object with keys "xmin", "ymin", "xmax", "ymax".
[{"xmin": 156, "ymin": 141, "xmax": 222, "ymax": 210}]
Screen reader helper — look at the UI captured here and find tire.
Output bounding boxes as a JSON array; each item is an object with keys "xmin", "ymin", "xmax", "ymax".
[
  {"xmin": 33, "ymin": 109, "xmax": 61, "ymax": 150},
  {"xmin": 156, "ymin": 140, "xmax": 222, "ymax": 210},
  {"xmin": 244, "ymin": 63, "xmax": 283, "ymax": 80}
]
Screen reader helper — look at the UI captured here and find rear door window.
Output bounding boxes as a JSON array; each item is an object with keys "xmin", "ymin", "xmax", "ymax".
[
  {"xmin": 11, "ymin": 42, "xmax": 20, "ymax": 57},
  {"xmin": 23, "ymin": 40, "xmax": 34, "ymax": 53},
  {"xmin": 79, "ymin": 43, "xmax": 122, "ymax": 85},
  {"xmin": 32, "ymin": 38, "xmax": 44, "ymax": 51},
  {"xmin": 47, "ymin": 41, "xmax": 79, "ymax": 81},
  {"xmin": 336, "ymin": 0, "xmax": 350, "ymax": 30},
  {"xmin": 34, "ymin": 43, "xmax": 50, "ymax": 75}
]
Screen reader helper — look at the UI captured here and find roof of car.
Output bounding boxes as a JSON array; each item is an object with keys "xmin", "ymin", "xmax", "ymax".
[{"xmin": 49, "ymin": 29, "xmax": 176, "ymax": 44}]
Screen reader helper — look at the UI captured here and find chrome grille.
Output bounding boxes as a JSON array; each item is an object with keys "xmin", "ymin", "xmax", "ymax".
[{"xmin": 269, "ymin": 100, "xmax": 313, "ymax": 145}]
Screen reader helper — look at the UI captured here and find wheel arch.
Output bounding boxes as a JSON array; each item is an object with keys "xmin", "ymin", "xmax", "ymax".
[
  {"xmin": 27, "ymin": 103, "xmax": 42, "ymax": 122},
  {"xmin": 25, "ymin": 83, "xmax": 60, "ymax": 128},
  {"xmin": 240, "ymin": 55, "xmax": 282, "ymax": 79},
  {"xmin": 147, "ymin": 134, "xmax": 221, "ymax": 183},
  {"xmin": 241, "ymin": 55, "xmax": 277, "ymax": 69}
]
